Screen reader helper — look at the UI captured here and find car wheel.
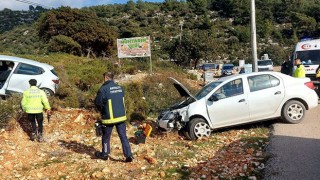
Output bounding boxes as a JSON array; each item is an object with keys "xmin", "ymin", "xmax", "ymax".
[
  {"xmin": 281, "ymin": 100, "xmax": 306, "ymax": 124},
  {"xmin": 41, "ymin": 88, "xmax": 54, "ymax": 97},
  {"xmin": 180, "ymin": 128, "xmax": 191, "ymax": 140},
  {"xmin": 188, "ymin": 118, "xmax": 211, "ymax": 140}
]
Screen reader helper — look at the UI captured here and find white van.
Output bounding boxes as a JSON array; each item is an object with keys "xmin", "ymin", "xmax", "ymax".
[
  {"xmin": 292, "ymin": 38, "xmax": 320, "ymax": 79},
  {"xmin": 0, "ymin": 55, "xmax": 59, "ymax": 96},
  {"xmin": 258, "ymin": 54, "xmax": 273, "ymax": 71}
]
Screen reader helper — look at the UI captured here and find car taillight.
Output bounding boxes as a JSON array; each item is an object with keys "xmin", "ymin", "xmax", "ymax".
[
  {"xmin": 304, "ymin": 82, "xmax": 315, "ymax": 90},
  {"xmin": 52, "ymin": 79, "xmax": 60, "ymax": 84}
]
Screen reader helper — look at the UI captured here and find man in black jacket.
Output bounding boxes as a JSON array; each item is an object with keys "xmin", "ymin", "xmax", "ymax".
[
  {"xmin": 280, "ymin": 59, "xmax": 292, "ymax": 75},
  {"xmin": 94, "ymin": 72, "xmax": 134, "ymax": 162}
]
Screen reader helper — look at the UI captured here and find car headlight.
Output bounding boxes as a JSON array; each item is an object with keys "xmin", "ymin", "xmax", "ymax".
[{"xmin": 163, "ymin": 112, "xmax": 176, "ymax": 120}]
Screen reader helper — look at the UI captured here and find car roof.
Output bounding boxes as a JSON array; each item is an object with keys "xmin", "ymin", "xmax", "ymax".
[
  {"xmin": 218, "ymin": 71, "xmax": 286, "ymax": 81},
  {"xmin": 0, "ymin": 55, "xmax": 54, "ymax": 69}
]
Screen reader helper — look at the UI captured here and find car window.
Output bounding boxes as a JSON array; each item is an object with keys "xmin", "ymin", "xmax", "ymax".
[
  {"xmin": 51, "ymin": 69, "xmax": 58, "ymax": 76},
  {"xmin": 247, "ymin": 74, "xmax": 279, "ymax": 92},
  {"xmin": 0, "ymin": 61, "xmax": 9, "ymax": 72},
  {"xmin": 15, "ymin": 63, "xmax": 44, "ymax": 75},
  {"xmin": 195, "ymin": 81, "xmax": 222, "ymax": 99},
  {"xmin": 212, "ymin": 78, "xmax": 243, "ymax": 99},
  {"xmin": 223, "ymin": 65, "xmax": 234, "ymax": 70}
]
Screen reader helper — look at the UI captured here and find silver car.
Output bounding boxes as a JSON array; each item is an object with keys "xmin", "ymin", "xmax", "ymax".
[
  {"xmin": 157, "ymin": 72, "xmax": 318, "ymax": 140},
  {"xmin": 0, "ymin": 55, "xmax": 59, "ymax": 96}
]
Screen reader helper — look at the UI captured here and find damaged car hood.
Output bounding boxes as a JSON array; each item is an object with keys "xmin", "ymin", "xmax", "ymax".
[{"xmin": 169, "ymin": 77, "xmax": 196, "ymax": 101}]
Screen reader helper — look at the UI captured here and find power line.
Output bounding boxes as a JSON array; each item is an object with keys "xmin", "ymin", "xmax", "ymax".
[{"xmin": 15, "ymin": 0, "xmax": 54, "ymax": 9}]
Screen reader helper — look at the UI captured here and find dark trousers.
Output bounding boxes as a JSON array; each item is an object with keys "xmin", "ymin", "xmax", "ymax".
[
  {"xmin": 101, "ymin": 122, "xmax": 132, "ymax": 158},
  {"xmin": 28, "ymin": 113, "xmax": 43, "ymax": 134}
]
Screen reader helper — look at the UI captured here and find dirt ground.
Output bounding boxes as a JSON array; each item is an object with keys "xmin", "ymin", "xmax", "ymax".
[
  {"xmin": 0, "ymin": 108, "xmax": 269, "ymax": 179},
  {"xmin": 0, "ymin": 71, "xmax": 272, "ymax": 179}
]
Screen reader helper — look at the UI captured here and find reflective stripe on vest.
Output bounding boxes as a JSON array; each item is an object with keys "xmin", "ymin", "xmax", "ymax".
[{"xmin": 101, "ymin": 98, "xmax": 126, "ymax": 124}]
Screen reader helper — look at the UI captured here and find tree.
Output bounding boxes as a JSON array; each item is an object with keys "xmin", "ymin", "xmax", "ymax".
[
  {"xmin": 48, "ymin": 35, "xmax": 81, "ymax": 55},
  {"xmin": 187, "ymin": 0, "xmax": 208, "ymax": 15},
  {"xmin": 164, "ymin": 33, "xmax": 201, "ymax": 68},
  {"xmin": 291, "ymin": 12, "xmax": 317, "ymax": 38},
  {"xmin": 37, "ymin": 7, "xmax": 118, "ymax": 57}
]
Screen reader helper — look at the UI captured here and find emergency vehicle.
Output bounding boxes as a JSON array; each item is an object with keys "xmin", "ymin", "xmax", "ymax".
[{"xmin": 292, "ymin": 38, "xmax": 320, "ymax": 79}]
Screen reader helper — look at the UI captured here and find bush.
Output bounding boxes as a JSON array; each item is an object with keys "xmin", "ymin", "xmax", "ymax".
[
  {"xmin": 123, "ymin": 82, "xmax": 148, "ymax": 121},
  {"xmin": 48, "ymin": 35, "xmax": 82, "ymax": 55},
  {"xmin": 0, "ymin": 95, "xmax": 22, "ymax": 129}
]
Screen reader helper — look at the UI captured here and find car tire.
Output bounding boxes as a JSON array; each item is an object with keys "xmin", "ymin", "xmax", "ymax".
[
  {"xmin": 281, "ymin": 100, "xmax": 306, "ymax": 124},
  {"xmin": 187, "ymin": 118, "xmax": 211, "ymax": 140},
  {"xmin": 180, "ymin": 128, "xmax": 191, "ymax": 140},
  {"xmin": 41, "ymin": 88, "xmax": 54, "ymax": 97}
]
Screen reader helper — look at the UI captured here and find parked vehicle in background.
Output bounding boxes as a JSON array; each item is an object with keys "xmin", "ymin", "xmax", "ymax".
[
  {"xmin": 258, "ymin": 54, "xmax": 273, "ymax": 71},
  {"xmin": 0, "ymin": 55, "xmax": 59, "ymax": 96},
  {"xmin": 222, "ymin": 64, "xmax": 234, "ymax": 76},
  {"xmin": 292, "ymin": 38, "xmax": 320, "ymax": 80},
  {"xmin": 201, "ymin": 63, "xmax": 219, "ymax": 71},
  {"xmin": 157, "ymin": 72, "xmax": 318, "ymax": 140}
]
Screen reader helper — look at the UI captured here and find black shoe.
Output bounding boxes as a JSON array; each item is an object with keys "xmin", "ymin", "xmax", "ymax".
[
  {"xmin": 38, "ymin": 134, "xmax": 44, "ymax": 142},
  {"xmin": 30, "ymin": 133, "xmax": 37, "ymax": 141},
  {"xmin": 125, "ymin": 155, "xmax": 134, "ymax": 162},
  {"xmin": 95, "ymin": 151, "xmax": 108, "ymax": 160}
]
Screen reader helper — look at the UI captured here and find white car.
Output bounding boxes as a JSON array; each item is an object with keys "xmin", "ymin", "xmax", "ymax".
[
  {"xmin": 157, "ymin": 72, "xmax": 318, "ymax": 140},
  {"xmin": 0, "ymin": 55, "xmax": 59, "ymax": 96}
]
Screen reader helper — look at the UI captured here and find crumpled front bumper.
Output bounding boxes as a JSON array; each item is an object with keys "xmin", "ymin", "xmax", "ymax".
[{"xmin": 157, "ymin": 111, "xmax": 177, "ymax": 130}]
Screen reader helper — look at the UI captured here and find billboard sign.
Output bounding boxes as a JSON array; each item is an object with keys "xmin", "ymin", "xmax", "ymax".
[{"xmin": 117, "ymin": 36, "xmax": 151, "ymax": 58}]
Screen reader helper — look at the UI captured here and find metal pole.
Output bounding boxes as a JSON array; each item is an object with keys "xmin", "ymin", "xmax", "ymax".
[
  {"xmin": 149, "ymin": 36, "xmax": 152, "ymax": 74},
  {"xmin": 179, "ymin": 20, "xmax": 183, "ymax": 44},
  {"xmin": 250, "ymin": 0, "xmax": 258, "ymax": 72},
  {"xmin": 150, "ymin": 56, "xmax": 152, "ymax": 74}
]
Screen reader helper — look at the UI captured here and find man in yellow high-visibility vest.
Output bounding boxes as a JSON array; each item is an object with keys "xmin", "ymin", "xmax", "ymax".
[
  {"xmin": 21, "ymin": 79, "xmax": 51, "ymax": 142},
  {"xmin": 294, "ymin": 58, "xmax": 306, "ymax": 78}
]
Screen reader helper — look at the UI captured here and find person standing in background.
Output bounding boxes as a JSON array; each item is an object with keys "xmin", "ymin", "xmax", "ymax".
[
  {"xmin": 293, "ymin": 59, "xmax": 306, "ymax": 78},
  {"xmin": 281, "ymin": 59, "xmax": 292, "ymax": 75}
]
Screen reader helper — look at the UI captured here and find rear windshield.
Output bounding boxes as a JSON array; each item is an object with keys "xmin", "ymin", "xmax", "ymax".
[
  {"xmin": 51, "ymin": 69, "xmax": 58, "ymax": 76},
  {"xmin": 203, "ymin": 64, "xmax": 217, "ymax": 70},
  {"xmin": 223, "ymin": 65, "xmax": 234, "ymax": 70}
]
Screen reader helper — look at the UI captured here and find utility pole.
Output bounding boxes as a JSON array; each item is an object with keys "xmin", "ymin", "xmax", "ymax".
[
  {"xmin": 179, "ymin": 20, "xmax": 184, "ymax": 44},
  {"xmin": 250, "ymin": 0, "xmax": 258, "ymax": 72}
]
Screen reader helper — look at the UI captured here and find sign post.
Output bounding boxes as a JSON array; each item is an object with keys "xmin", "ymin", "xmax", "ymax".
[{"xmin": 117, "ymin": 36, "xmax": 152, "ymax": 73}]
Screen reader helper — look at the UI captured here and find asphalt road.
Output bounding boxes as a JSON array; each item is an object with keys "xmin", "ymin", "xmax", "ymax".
[{"xmin": 264, "ymin": 101, "xmax": 320, "ymax": 180}]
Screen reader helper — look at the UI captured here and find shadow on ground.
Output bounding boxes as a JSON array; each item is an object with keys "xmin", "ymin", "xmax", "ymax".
[
  {"xmin": 58, "ymin": 140, "xmax": 97, "ymax": 159},
  {"xmin": 17, "ymin": 113, "xmax": 33, "ymax": 139}
]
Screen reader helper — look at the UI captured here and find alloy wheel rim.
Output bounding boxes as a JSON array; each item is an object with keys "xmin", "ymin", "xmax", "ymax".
[
  {"xmin": 287, "ymin": 104, "xmax": 303, "ymax": 121},
  {"xmin": 194, "ymin": 122, "xmax": 211, "ymax": 138}
]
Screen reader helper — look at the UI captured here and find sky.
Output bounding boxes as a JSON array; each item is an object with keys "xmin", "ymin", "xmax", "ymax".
[{"xmin": 0, "ymin": 0, "xmax": 164, "ymax": 11}]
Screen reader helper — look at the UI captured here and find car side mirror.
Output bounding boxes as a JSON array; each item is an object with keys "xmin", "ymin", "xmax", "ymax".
[{"xmin": 208, "ymin": 94, "xmax": 219, "ymax": 102}]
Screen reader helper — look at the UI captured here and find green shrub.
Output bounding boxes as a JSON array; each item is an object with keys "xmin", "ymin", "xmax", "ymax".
[
  {"xmin": 123, "ymin": 82, "xmax": 148, "ymax": 121},
  {"xmin": 48, "ymin": 35, "xmax": 82, "ymax": 55},
  {"xmin": 0, "ymin": 95, "xmax": 22, "ymax": 129},
  {"xmin": 188, "ymin": 73, "xmax": 198, "ymax": 80}
]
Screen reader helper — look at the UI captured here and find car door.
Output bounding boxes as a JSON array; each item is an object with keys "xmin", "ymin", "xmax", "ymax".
[
  {"xmin": 247, "ymin": 74, "xmax": 285, "ymax": 121},
  {"xmin": 207, "ymin": 78, "xmax": 250, "ymax": 127},
  {"xmin": 0, "ymin": 60, "xmax": 15, "ymax": 95},
  {"xmin": 6, "ymin": 63, "xmax": 45, "ymax": 93}
]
